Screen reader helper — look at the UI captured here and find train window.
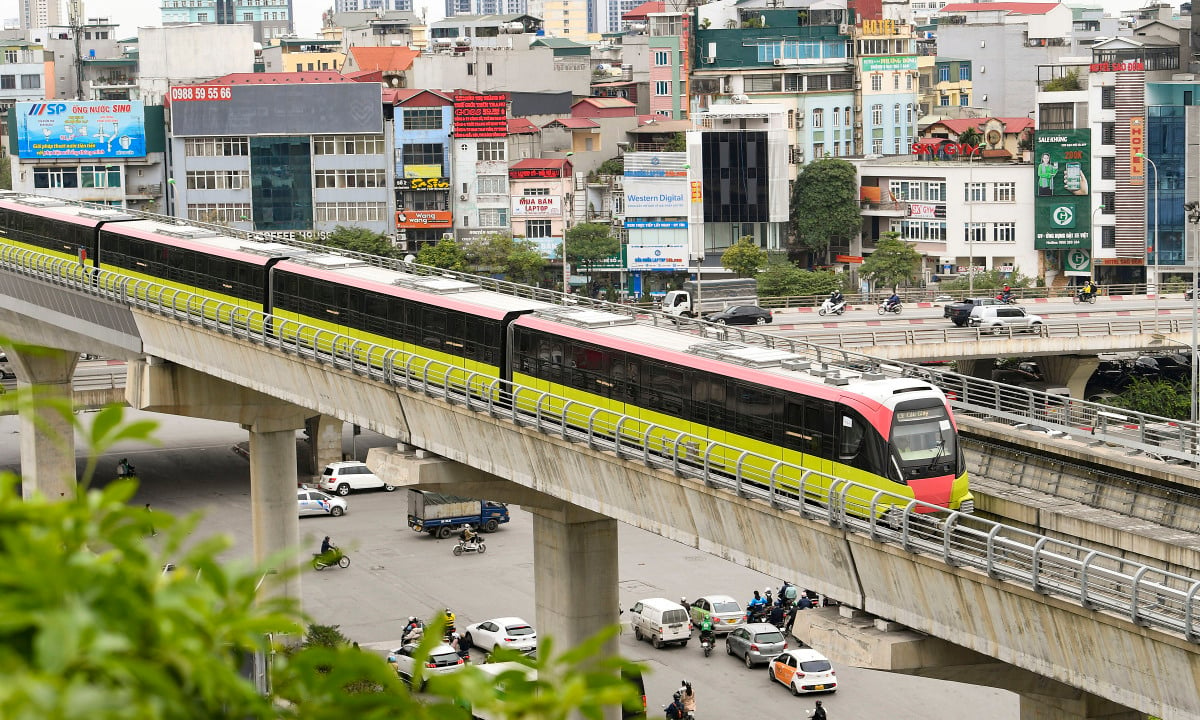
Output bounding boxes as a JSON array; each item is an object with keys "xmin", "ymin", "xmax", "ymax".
[
  {"xmin": 645, "ymin": 362, "xmax": 684, "ymax": 415},
  {"xmin": 731, "ymin": 383, "xmax": 777, "ymax": 437},
  {"xmin": 838, "ymin": 412, "xmax": 865, "ymax": 461},
  {"xmin": 784, "ymin": 401, "xmax": 819, "ymax": 454},
  {"xmin": 445, "ymin": 313, "xmax": 465, "ymax": 352}
]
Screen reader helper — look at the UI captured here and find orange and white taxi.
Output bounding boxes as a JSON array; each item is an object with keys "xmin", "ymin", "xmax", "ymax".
[{"xmin": 768, "ymin": 648, "xmax": 837, "ymax": 696}]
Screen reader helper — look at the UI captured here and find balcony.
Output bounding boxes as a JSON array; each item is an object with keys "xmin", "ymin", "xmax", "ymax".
[
  {"xmin": 860, "ymin": 200, "xmax": 908, "ymax": 217},
  {"xmin": 131, "ymin": 184, "xmax": 162, "ymax": 198}
]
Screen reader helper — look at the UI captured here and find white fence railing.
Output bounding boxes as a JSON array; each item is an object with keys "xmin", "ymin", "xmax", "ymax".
[{"xmin": 2, "ymin": 246, "xmax": 1199, "ymax": 642}]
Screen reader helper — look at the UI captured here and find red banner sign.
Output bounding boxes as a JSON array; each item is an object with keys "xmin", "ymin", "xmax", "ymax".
[
  {"xmin": 835, "ymin": 255, "xmax": 863, "ymax": 264},
  {"xmin": 912, "ymin": 142, "xmax": 979, "ymax": 156},
  {"xmin": 509, "ymin": 167, "xmax": 562, "ymax": 180},
  {"xmin": 1089, "ymin": 62, "xmax": 1144, "ymax": 73},
  {"xmin": 453, "ymin": 93, "xmax": 508, "ymax": 138},
  {"xmin": 396, "ymin": 210, "xmax": 452, "ymax": 228}
]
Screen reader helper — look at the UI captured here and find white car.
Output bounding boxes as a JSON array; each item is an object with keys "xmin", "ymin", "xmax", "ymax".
[
  {"xmin": 768, "ymin": 648, "xmax": 837, "ymax": 695},
  {"xmin": 968, "ymin": 305, "xmax": 1044, "ymax": 334},
  {"xmin": 298, "ymin": 488, "xmax": 346, "ymax": 517},
  {"xmin": 317, "ymin": 461, "xmax": 395, "ymax": 496},
  {"xmin": 387, "ymin": 642, "xmax": 465, "ymax": 685},
  {"xmin": 463, "ymin": 617, "xmax": 537, "ymax": 654}
]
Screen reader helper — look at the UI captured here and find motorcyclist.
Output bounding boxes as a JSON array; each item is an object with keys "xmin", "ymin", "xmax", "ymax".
[
  {"xmin": 828, "ymin": 289, "xmax": 844, "ymax": 307},
  {"xmin": 747, "ymin": 590, "xmax": 766, "ymax": 620},
  {"xmin": 117, "ymin": 458, "xmax": 134, "ymax": 477},
  {"xmin": 999, "ymin": 284, "xmax": 1014, "ymax": 303},
  {"xmin": 320, "ymin": 535, "xmax": 334, "ymax": 556},
  {"xmin": 811, "ymin": 699, "xmax": 827, "ymax": 719},
  {"xmin": 665, "ymin": 691, "xmax": 686, "ymax": 720},
  {"xmin": 678, "ymin": 681, "xmax": 696, "ymax": 719},
  {"xmin": 402, "ymin": 617, "xmax": 424, "ymax": 645},
  {"xmin": 885, "ymin": 291, "xmax": 901, "ymax": 310},
  {"xmin": 1082, "ymin": 279, "xmax": 1098, "ymax": 300},
  {"xmin": 459, "ymin": 525, "xmax": 478, "ymax": 547},
  {"xmin": 698, "ymin": 615, "xmax": 715, "ymax": 648},
  {"xmin": 780, "ymin": 581, "xmax": 799, "ymax": 606},
  {"xmin": 444, "ymin": 607, "xmax": 456, "ymax": 634}
]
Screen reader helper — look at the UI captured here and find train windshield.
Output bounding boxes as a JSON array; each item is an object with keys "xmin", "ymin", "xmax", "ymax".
[{"xmin": 891, "ymin": 405, "xmax": 955, "ymax": 465}]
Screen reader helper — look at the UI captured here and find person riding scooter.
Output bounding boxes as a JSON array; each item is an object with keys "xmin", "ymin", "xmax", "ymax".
[
  {"xmin": 459, "ymin": 525, "xmax": 479, "ymax": 547},
  {"xmin": 998, "ymin": 284, "xmax": 1014, "ymax": 303},
  {"xmin": 698, "ymin": 615, "xmax": 715, "ymax": 651},
  {"xmin": 885, "ymin": 291, "xmax": 901, "ymax": 310},
  {"xmin": 1081, "ymin": 279, "xmax": 1098, "ymax": 300},
  {"xmin": 116, "ymin": 458, "xmax": 135, "ymax": 477}
]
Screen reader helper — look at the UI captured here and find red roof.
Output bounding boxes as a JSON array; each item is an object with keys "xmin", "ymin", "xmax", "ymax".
[
  {"xmin": 927, "ymin": 117, "xmax": 1035, "ymax": 134},
  {"xmin": 622, "ymin": 1, "xmax": 665, "ymax": 20},
  {"xmin": 205, "ymin": 71, "xmax": 353, "ymax": 84},
  {"xmin": 348, "ymin": 46, "xmax": 420, "ymax": 72},
  {"xmin": 510, "ymin": 158, "xmax": 574, "ymax": 172},
  {"xmin": 542, "ymin": 117, "xmax": 601, "ymax": 129},
  {"xmin": 938, "ymin": 2, "xmax": 1059, "ymax": 14},
  {"xmin": 507, "ymin": 118, "xmax": 540, "ymax": 135},
  {"xmin": 344, "ymin": 69, "xmax": 383, "ymax": 82}
]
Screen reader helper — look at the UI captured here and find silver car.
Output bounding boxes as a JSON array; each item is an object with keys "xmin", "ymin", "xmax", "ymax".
[
  {"xmin": 725, "ymin": 622, "xmax": 788, "ymax": 668},
  {"xmin": 968, "ymin": 305, "xmax": 1044, "ymax": 334},
  {"xmin": 388, "ymin": 642, "xmax": 465, "ymax": 686}
]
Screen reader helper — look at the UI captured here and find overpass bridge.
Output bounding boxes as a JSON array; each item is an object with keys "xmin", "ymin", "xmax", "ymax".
[{"xmin": 2, "ymin": 249, "xmax": 1200, "ymax": 719}]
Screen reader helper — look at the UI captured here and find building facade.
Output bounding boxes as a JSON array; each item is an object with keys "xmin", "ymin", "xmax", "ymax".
[
  {"xmin": 160, "ymin": 0, "xmax": 293, "ymax": 42},
  {"xmin": 394, "ymin": 90, "xmax": 455, "ymax": 248},
  {"xmin": 855, "ymin": 18, "xmax": 919, "ymax": 157},
  {"xmin": 508, "ymin": 158, "xmax": 574, "ymax": 258}
]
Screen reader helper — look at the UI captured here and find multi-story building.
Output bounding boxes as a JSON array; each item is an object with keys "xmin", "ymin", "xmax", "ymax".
[
  {"xmin": 597, "ymin": 0, "xmax": 652, "ymax": 35},
  {"xmin": 261, "ymin": 37, "xmax": 346, "ymax": 73},
  {"xmin": 916, "ymin": 56, "xmax": 972, "ymax": 119},
  {"xmin": 691, "ymin": 5, "xmax": 854, "ymax": 171},
  {"xmin": 19, "ymin": 0, "xmax": 64, "ymax": 31},
  {"xmin": 137, "ymin": 24, "xmax": 256, "ymax": 106},
  {"xmin": 855, "ymin": 18, "xmax": 919, "ymax": 157},
  {"xmin": 508, "ymin": 158, "xmax": 574, "ymax": 258},
  {"xmin": 393, "ymin": 89, "xmax": 454, "ymax": 249},
  {"xmin": 167, "ymin": 76, "xmax": 391, "ymax": 237},
  {"xmin": 160, "ymin": 0, "xmax": 293, "ymax": 43},
  {"xmin": 856, "ymin": 154, "xmax": 1037, "ymax": 287},
  {"xmin": 451, "ymin": 91, "xmax": 514, "ymax": 243},
  {"xmin": 410, "ymin": 42, "xmax": 590, "ymax": 97},
  {"xmin": 0, "ymin": 40, "xmax": 52, "ymax": 112},
  {"xmin": 444, "ymin": 0, "xmax": 527, "ymax": 17},
  {"xmin": 335, "ymin": 0, "xmax": 413, "ymax": 11},
  {"xmin": 533, "ymin": 0, "xmax": 591, "ymax": 42},
  {"xmin": 333, "ymin": 10, "xmax": 421, "ymax": 48},
  {"xmin": 9, "ymin": 100, "xmax": 168, "ymax": 214}
]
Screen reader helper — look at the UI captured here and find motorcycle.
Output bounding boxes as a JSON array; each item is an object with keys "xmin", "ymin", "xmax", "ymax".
[
  {"xmin": 452, "ymin": 538, "xmax": 487, "ymax": 556},
  {"xmin": 116, "ymin": 460, "xmax": 136, "ymax": 478},
  {"xmin": 1073, "ymin": 289, "xmax": 1097, "ymax": 305},
  {"xmin": 312, "ymin": 547, "xmax": 350, "ymax": 570},
  {"xmin": 995, "ymin": 293, "xmax": 1018, "ymax": 305},
  {"xmin": 700, "ymin": 633, "xmax": 714, "ymax": 657},
  {"xmin": 818, "ymin": 298, "xmax": 846, "ymax": 316},
  {"xmin": 877, "ymin": 300, "xmax": 903, "ymax": 315}
]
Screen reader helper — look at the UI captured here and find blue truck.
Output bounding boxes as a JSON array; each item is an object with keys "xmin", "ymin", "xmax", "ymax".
[{"xmin": 407, "ymin": 489, "xmax": 510, "ymax": 539}]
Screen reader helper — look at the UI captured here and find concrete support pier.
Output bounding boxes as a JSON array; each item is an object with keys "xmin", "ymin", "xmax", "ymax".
[
  {"xmin": 247, "ymin": 421, "xmax": 304, "ymax": 603},
  {"xmin": 304, "ymin": 414, "xmax": 344, "ymax": 478},
  {"xmin": 1038, "ymin": 355, "xmax": 1100, "ymax": 400},
  {"xmin": 5, "ymin": 345, "xmax": 79, "ymax": 499}
]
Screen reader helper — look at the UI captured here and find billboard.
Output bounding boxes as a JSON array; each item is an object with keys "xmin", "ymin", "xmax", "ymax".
[
  {"xmin": 512, "ymin": 196, "xmax": 562, "ymax": 217},
  {"xmin": 170, "ymin": 83, "xmax": 384, "ymax": 136},
  {"xmin": 624, "ymin": 179, "xmax": 689, "ymax": 216},
  {"xmin": 17, "ymin": 101, "xmax": 147, "ymax": 159},
  {"xmin": 627, "ymin": 243, "xmax": 688, "ymax": 271},
  {"xmin": 396, "ymin": 210, "xmax": 452, "ymax": 228},
  {"xmin": 860, "ymin": 56, "xmax": 918, "ymax": 72},
  {"xmin": 453, "ymin": 93, "xmax": 508, "ymax": 138},
  {"xmin": 1034, "ymin": 130, "xmax": 1091, "ymax": 249}
]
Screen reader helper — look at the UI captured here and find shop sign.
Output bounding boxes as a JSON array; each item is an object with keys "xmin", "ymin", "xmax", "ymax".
[
  {"xmin": 912, "ymin": 142, "xmax": 978, "ymax": 156},
  {"xmin": 1129, "ymin": 117, "xmax": 1144, "ymax": 187},
  {"xmin": 396, "ymin": 210, "xmax": 453, "ymax": 228},
  {"xmin": 835, "ymin": 255, "xmax": 863, "ymax": 264},
  {"xmin": 509, "ymin": 167, "xmax": 562, "ymax": 180},
  {"xmin": 511, "ymin": 196, "xmax": 562, "ymax": 217},
  {"xmin": 1089, "ymin": 62, "xmax": 1144, "ymax": 73},
  {"xmin": 627, "ymin": 243, "xmax": 688, "ymax": 271},
  {"xmin": 395, "ymin": 177, "xmax": 450, "ymax": 190},
  {"xmin": 1097, "ymin": 257, "xmax": 1144, "ymax": 266},
  {"xmin": 452, "ymin": 92, "xmax": 508, "ymax": 138}
]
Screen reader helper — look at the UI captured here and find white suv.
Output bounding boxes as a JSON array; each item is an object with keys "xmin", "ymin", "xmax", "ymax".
[
  {"xmin": 969, "ymin": 306, "xmax": 1044, "ymax": 334},
  {"xmin": 317, "ymin": 461, "xmax": 395, "ymax": 496}
]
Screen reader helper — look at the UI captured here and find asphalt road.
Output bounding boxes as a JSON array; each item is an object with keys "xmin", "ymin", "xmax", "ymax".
[{"xmin": 0, "ymin": 409, "xmax": 1019, "ymax": 720}]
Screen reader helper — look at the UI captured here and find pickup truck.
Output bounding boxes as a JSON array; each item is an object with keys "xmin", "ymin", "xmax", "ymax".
[{"xmin": 944, "ymin": 296, "xmax": 1003, "ymax": 326}]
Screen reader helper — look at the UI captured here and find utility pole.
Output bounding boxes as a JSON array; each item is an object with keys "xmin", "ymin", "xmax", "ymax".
[{"xmin": 69, "ymin": 0, "xmax": 84, "ymax": 100}]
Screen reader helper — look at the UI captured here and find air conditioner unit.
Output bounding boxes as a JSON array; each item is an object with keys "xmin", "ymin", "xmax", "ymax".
[
  {"xmin": 773, "ymin": 58, "xmax": 784, "ymax": 66},
  {"xmin": 459, "ymin": 193, "xmax": 469, "ymax": 200},
  {"xmin": 731, "ymin": 93, "xmax": 749, "ymax": 104},
  {"xmin": 796, "ymin": 110, "xmax": 804, "ymax": 119},
  {"xmin": 796, "ymin": 118, "xmax": 805, "ymax": 128},
  {"xmin": 838, "ymin": 23, "xmax": 850, "ymax": 34}
]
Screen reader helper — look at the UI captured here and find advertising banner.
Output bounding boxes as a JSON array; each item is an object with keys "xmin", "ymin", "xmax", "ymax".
[
  {"xmin": 624, "ymin": 178, "xmax": 689, "ymax": 216},
  {"xmin": 1034, "ymin": 129, "xmax": 1092, "ymax": 249},
  {"xmin": 627, "ymin": 243, "xmax": 688, "ymax": 271},
  {"xmin": 395, "ymin": 210, "xmax": 452, "ymax": 228},
  {"xmin": 17, "ymin": 101, "xmax": 147, "ymax": 159},
  {"xmin": 404, "ymin": 164, "xmax": 444, "ymax": 179},
  {"xmin": 453, "ymin": 92, "xmax": 508, "ymax": 138},
  {"xmin": 170, "ymin": 83, "xmax": 383, "ymax": 136},
  {"xmin": 395, "ymin": 177, "xmax": 449, "ymax": 190},
  {"xmin": 511, "ymin": 196, "xmax": 562, "ymax": 217},
  {"xmin": 860, "ymin": 56, "xmax": 918, "ymax": 72},
  {"xmin": 1064, "ymin": 247, "xmax": 1092, "ymax": 276}
]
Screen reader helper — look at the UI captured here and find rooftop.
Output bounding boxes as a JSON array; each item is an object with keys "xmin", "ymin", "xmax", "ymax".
[
  {"xmin": 348, "ymin": 46, "xmax": 420, "ymax": 72},
  {"xmin": 543, "ymin": 117, "xmax": 601, "ymax": 129},
  {"xmin": 205, "ymin": 71, "xmax": 355, "ymax": 84},
  {"xmin": 939, "ymin": 2, "xmax": 1060, "ymax": 15},
  {"xmin": 622, "ymin": 1, "xmax": 665, "ymax": 21},
  {"xmin": 510, "ymin": 158, "xmax": 573, "ymax": 171},
  {"xmin": 507, "ymin": 118, "xmax": 541, "ymax": 134}
]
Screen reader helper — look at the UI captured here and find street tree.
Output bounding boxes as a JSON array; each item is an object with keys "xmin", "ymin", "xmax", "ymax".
[
  {"xmin": 0, "ymin": 395, "xmax": 645, "ymax": 720},
  {"xmin": 463, "ymin": 232, "xmax": 546, "ymax": 285},
  {"xmin": 415, "ymin": 237, "xmax": 466, "ymax": 272},
  {"xmin": 563, "ymin": 223, "xmax": 620, "ymax": 290},
  {"xmin": 860, "ymin": 232, "xmax": 922, "ymax": 292},
  {"xmin": 790, "ymin": 158, "xmax": 861, "ymax": 261},
  {"xmin": 958, "ymin": 126, "xmax": 983, "ymax": 150},
  {"xmin": 721, "ymin": 236, "xmax": 768, "ymax": 278},
  {"xmin": 322, "ymin": 226, "xmax": 398, "ymax": 258},
  {"xmin": 757, "ymin": 260, "xmax": 842, "ymax": 298}
]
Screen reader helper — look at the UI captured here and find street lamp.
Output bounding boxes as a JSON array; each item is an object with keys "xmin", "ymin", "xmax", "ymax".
[
  {"xmin": 1136, "ymin": 152, "xmax": 1159, "ymax": 332},
  {"xmin": 1185, "ymin": 202, "xmax": 1200, "ymax": 424},
  {"xmin": 967, "ymin": 148, "xmax": 980, "ymax": 294}
]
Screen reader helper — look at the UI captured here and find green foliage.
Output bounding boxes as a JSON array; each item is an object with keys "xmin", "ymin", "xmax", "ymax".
[
  {"xmin": 663, "ymin": 132, "xmax": 686, "ymax": 152},
  {"xmin": 463, "ymin": 233, "xmax": 546, "ymax": 285},
  {"xmin": 936, "ymin": 269, "xmax": 1034, "ymax": 293},
  {"xmin": 596, "ymin": 157, "xmax": 623, "ymax": 176},
  {"xmin": 1043, "ymin": 69, "xmax": 1082, "ymax": 92},
  {"xmin": 0, "ymin": 154, "xmax": 10, "ymax": 191},
  {"xmin": 563, "ymin": 224, "xmax": 620, "ymax": 284},
  {"xmin": 860, "ymin": 232, "xmax": 921, "ymax": 291},
  {"xmin": 0, "ymin": 396, "xmax": 649, "ymax": 720},
  {"xmin": 720, "ymin": 236, "xmax": 767, "ymax": 278},
  {"xmin": 322, "ymin": 226, "xmax": 398, "ymax": 259},
  {"xmin": 957, "ymin": 126, "xmax": 983, "ymax": 149},
  {"xmin": 415, "ymin": 238, "xmax": 467, "ymax": 272},
  {"xmin": 1102, "ymin": 377, "xmax": 1192, "ymax": 421},
  {"xmin": 790, "ymin": 158, "xmax": 861, "ymax": 257},
  {"xmin": 757, "ymin": 260, "xmax": 841, "ymax": 297}
]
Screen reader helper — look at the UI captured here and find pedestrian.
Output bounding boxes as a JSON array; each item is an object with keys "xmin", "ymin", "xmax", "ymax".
[
  {"xmin": 785, "ymin": 603, "xmax": 799, "ymax": 637},
  {"xmin": 145, "ymin": 503, "xmax": 157, "ymax": 537},
  {"xmin": 810, "ymin": 699, "xmax": 827, "ymax": 719}
]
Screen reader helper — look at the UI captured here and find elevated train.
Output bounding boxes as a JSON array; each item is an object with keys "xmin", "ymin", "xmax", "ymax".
[{"xmin": 0, "ymin": 194, "xmax": 972, "ymax": 514}]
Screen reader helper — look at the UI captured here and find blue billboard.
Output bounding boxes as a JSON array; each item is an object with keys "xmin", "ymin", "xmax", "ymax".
[{"xmin": 16, "ymin": 101, "xmax": 147, "ymax": 159}]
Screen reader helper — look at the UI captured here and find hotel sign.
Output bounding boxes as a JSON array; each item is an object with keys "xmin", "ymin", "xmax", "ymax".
[{"xmin": 1129, "ymin": 117, "xmax": 1144, "ymax": 187}]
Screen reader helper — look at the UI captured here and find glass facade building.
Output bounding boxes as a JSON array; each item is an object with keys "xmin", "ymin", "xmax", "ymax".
[
  {"xmin": 250, "ymin": 137, "xmax": 313, "ymax": 231},
  {"xmin": 1146, "ymin": 105, "xmax": 1186, "ymax": 266}
]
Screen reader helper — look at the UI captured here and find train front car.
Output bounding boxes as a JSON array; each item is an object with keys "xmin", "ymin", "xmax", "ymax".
[
  {"xmin": 0, "ymin": 195, "xmax": 134, "ymax": 278},
  {"xmin": 876, "ymin": 386, "xmax": 972, "ymax": 514}
]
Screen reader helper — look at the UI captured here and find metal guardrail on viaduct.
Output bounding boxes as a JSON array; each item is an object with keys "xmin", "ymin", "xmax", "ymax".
[{"xmin": 3, "ymin": 246, "xmax": 1200, "ymax": 649}]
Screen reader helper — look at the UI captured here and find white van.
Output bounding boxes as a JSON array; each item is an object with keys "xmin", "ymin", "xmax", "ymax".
[{"xmin": 629, "ymin": 597, "xmax": 692, "ymax": 649}]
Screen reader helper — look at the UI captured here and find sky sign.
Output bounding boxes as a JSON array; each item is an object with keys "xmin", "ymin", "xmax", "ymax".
[
  {"xmin": 1033, "ymin": 129, "xmax": 1091, "ymax": 249},
  {"xmin": 17, "ymin": 101, "xmax": 146, "ymax": 159}
]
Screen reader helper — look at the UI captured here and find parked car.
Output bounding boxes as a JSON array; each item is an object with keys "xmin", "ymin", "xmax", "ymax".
[
  {"xmin": 387, "ymin": 642, "xmax": 465, "ymax": 686},
  {"xmin": 968, "ymin": 306, "xmax": 1044, "ymax": 334},
  {"xmin": 629, "ymin": 597, "xmax": 692, "ymax": 649},
  {"xmin": 705, "ymin": 305, "xmax": 772, "ymax": 326},
  {"xmin": 944, "ymin": 297, "xmax": 1003, "ymax": 326},
  {"xmin": 298, "ymin": 488, "xmax": 346, "ymax": 517},
  {"xmin": 768, "ymin": 648, "xmax": 837, "ymax": 695},
  {"xmin": 317, "ymin": 461, "xmax": 395, "ymax": 496},
  {"xmin": 688, "ymin": 595, "xmax": 744, "ymax": 634},
  {"xmin": 463, "ymin": 617, "xmax": 537, "ymax": 654},
  {"xmin": 0, "ymin": 352, "xmax": 14, "ymax": 380},
  {"xmin": 725, "ymin": 622, "xmax": 787, "ymax": 668}
]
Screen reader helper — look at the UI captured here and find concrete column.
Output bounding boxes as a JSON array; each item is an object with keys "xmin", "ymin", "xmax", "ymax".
[
  {"xmin": 5, "ymin": 346, "xmax": 79, "ymax": 500},
  {"xmin": 957, "ymin": 358, "xmax": 995, "ymax": 380},
  {"xmin": 531, "ymin": 503, "xmax": 620, "ymax": 718},
  {"xmin": 1038, "ymin": 355, "xmax": 1100, "ymax": 401},
  {"xmin": 304, "ymin": 414, "xmax": 344, "ymax": 477},
  {"xmin": 1020, "ymin": 691, "xmax": 1141, "ymax": 720},
  {"xmin": 246, "ymin": 420, "xmax": 304, "ymax": 605}
]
